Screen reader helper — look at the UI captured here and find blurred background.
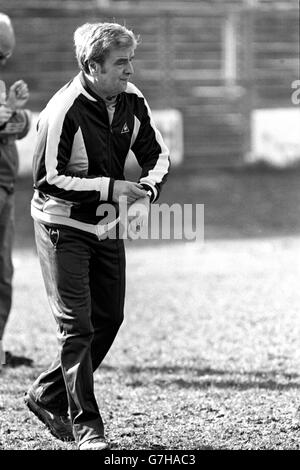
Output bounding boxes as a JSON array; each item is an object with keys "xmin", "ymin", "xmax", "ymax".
[{"xmin": 1, "ymin": 0, "xmax": 299, "ymax": 172}]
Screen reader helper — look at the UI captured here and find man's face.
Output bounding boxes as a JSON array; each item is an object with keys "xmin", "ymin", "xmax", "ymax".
[
  {"xmin": 92, "ymin": 46, "xmax": 135, "ymax": 98},
  {"xmin": 0, "ymin": 49, "xmax": 12, "ymax": 66},
  {"xmin": 0, "ymin": 33, "xmax": 14, "ymax": 66}
]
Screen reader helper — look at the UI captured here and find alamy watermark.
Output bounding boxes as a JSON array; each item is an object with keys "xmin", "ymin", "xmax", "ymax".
[
  {"xmin": 95, "ymin": 197, "xmax": 204, "ymax": 242},
  {"xmin": 291, "ymin": 80, "xmax": 300, "ymax": 105}
]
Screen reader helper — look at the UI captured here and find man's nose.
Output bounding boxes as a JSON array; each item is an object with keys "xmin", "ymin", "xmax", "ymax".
[{"xmin": 125, "ymin": 61, "xmax": 134, "ymax": 75}]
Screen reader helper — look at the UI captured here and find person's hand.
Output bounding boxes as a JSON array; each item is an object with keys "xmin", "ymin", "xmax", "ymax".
[
  {"xmin": 0, "ymin": 105, "xmax": 13, "ymax": 126},
  {"xmin": 4, "ymin": 121, "xmax": 26, "ymax": 134},
  {"xmin": 6, "ymin": 80, "xmax": 29, "ymax": 110},
  {"xmin": 113, "ymin": 180, "xmax": 147, "ymax": 205},
  {"xmin": 127, "ymin": 196, "xmax": 150, "ymax": 240}
]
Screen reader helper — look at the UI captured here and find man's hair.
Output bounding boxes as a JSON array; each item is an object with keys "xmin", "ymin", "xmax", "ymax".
[
  {"xmin": 74, "ymin": 22, "xmax": 140, "ymax": 73},
  {"xmin": 0, "ymin": 13, "xmax": 12, "ymax": 29},
  {"xmin": 0, "ymin": 13, "xmax": 15, "ymax": 46}
]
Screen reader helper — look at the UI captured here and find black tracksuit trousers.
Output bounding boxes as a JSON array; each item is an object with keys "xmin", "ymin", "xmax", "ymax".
[{"xmin": 30, "ymin": 221, "xmax": 125, "ymax": 445}]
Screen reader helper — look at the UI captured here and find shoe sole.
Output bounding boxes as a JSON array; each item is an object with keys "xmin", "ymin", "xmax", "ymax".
[
  {"xmin": 79, "ymin": 440, "xmax": 109, "ymax": 450},
  {"xmin": 79, "ymin": 444, "xmax": 108, "ymax": 450},
  {"xmin": 25, "ymin": 394, "xmax": 74, "ymax": 442}
]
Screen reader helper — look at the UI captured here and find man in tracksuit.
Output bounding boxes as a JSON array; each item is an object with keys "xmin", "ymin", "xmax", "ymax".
[
  {"xmin": 0, "ymin": 13, "xmax": 30, "ymax": 356},
  {"xmin": 25, "ymin": 22, "xmax": 170, "ymax": 450}
]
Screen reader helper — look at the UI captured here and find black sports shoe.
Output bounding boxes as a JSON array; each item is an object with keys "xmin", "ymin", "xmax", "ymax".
[{"xmin": 24, "ymin": 392, "xmax": 74, "ymax": 442}]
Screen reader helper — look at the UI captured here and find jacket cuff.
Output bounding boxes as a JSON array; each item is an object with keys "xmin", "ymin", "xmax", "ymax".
[
  {"xmin": 99, "ymin": 177, "xmax": 112, "ymax": 201},
  {"xmin": 140, "ymin": 183, "xmax": 157, "ymax": 203},
  {"xmin": 108, "ymin": 178, "xmax": 115, "ymax": 202}
]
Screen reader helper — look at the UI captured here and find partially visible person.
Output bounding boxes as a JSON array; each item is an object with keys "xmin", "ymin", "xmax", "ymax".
[{"xmin": 0, "ymin": 13, "xmax": 31, "ymax": 364}]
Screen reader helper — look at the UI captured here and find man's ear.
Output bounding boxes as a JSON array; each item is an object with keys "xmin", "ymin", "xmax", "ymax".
[{"xmin": 88, "ymin": 61, "xmax": 99, "ymax": 75}]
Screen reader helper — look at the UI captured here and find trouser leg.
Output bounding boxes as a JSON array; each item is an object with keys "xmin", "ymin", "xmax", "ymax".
[
  {"xmin": 0, "ymin": 190, "xmax": 14, "ymax": 340},
  {"xmin": 72, "ymin": 236, "xmax": 125, "ymax": 444},
  {"xmin": 89, "ymin": 237, "xmax": 125, "ymax": 371}
]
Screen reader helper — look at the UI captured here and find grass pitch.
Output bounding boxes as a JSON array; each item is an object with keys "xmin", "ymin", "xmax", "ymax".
[{"xmin": 1, "ymin": 168, "xmax": 300, "ymax": 450}]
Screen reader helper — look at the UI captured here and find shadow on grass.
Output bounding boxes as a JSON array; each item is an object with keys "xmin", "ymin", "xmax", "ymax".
[
  {"xmin": 2, "ymin": 352, "xmax": 34, "ymax": 368},
  {"xmin": 100, "ymin": 364, "xmax": 300, "ymax": 391},
  {"xmin": 109, "ymin": 443, "xmax": 215, "ymax": 451},
  {"xmin": 147, "ymin": 378, "xmax": 300, "ymax": 391},
  {"xmin": 14, "ymin": 166, "xmax": 300, "ymax": 250}
]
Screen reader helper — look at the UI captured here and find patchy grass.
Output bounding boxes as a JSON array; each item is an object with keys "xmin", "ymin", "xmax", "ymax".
[{"xmin": 1, "ymin": 168, "xmax": 300, "ymax": 450}]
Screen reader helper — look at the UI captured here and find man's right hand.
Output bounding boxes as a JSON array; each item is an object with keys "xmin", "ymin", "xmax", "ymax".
[
  {"xmin": 0, "ymin": 105, "xmax": 13, "ymax": 126},
  {"xmin": 113, "ymin": 180, "xmax": 147, "ymax": 205}
]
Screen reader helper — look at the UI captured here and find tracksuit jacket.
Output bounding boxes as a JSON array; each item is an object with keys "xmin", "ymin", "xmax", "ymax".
[
  {"xmin": 31, "ymin": 72, "xmax": 170, "ymax": 232},
  {"xmin": 0, "ymin": 109, "xmax": 31, "ymax": 192}
]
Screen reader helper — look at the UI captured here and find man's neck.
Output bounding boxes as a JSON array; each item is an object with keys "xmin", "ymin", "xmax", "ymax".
[{"xmin": 83, "ymin": 74, "xmax": 117, "ymax": 104}]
